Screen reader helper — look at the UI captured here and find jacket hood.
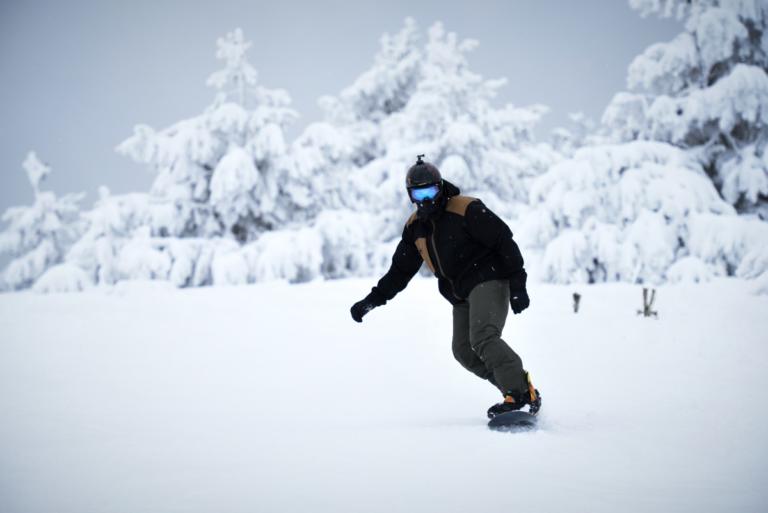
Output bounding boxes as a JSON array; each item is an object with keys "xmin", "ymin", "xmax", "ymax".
[{"xmin": 443, "ymin": 179, "xmax": 460, "ymax": 198}]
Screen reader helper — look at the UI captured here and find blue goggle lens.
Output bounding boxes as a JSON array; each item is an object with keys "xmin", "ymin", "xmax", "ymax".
[{"xmin": 410, "ymin": 185, "xmax": 440, "ymax": 202}]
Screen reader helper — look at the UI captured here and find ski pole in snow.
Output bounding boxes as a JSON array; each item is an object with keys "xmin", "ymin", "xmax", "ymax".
[
  {"xmin": 637, "ymin": 287, "xmax": 658, "ymax": 318},
  {"xmin": 573, "ymin": 292, "xmax": 581, "ymax": 313}
]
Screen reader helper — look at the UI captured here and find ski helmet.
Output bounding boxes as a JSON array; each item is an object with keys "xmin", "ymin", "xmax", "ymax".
[
  {"xmin": 405, "ymin": 154, "xmax": 442, "ymax": 191},
  {"xmin": 405, "ymin": 155, "xmax": 445, "ymax": 218}
]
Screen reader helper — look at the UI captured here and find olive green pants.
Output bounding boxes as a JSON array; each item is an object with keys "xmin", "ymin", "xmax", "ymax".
[{"xmin": 452, "ymin": 279, "xmax": 528, "ymax": 396}]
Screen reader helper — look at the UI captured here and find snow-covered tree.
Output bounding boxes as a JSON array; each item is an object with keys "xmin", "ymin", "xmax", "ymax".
[
  {"xmin": 372, "ymin": 21, "xmax": 559, "ymax": 217},
  {"xmin": 206, "ymin": 28, "xmax": 258, "ymax": 107},
  {"xmin": 117, "ymin": 28, "xmax": 304, "ymax": 244},
  {"xmin": 286, "ymin": 19, "xmax": 560, "ymax": 281},
  {"xmin": 605, "ymin": 0, "xmax": 768, "ymax": 218},
  {"xmin": 320, "ymin": 17, "xmax": 422, "ymax": 127},
  {"xmin": 551, "ymin": 113, "xmax": 605, "ymax": 158},
  {"xmin": 287, "ymin": 18, "xmax": 425, "ymax": 221},
  {"xmin": 32, "ymin": 263, "xmax": 93, "ymax": 293},
  {"xmin": 525, "ymin": 1, "xmax": 768, "ymax": 286},
  {"xmin": 66, "ymin": 187, "xmax": 154, "ymax": 285},
  {"xmin": 522, "ymin": 141, "xmax": 768, "ymax": 284},
  {"xmin": 0, "ymin": 152, "xmax": 84, "ymax": 290}
]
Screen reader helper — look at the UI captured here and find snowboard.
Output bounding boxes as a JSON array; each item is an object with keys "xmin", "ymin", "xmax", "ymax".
[{"xmin": 487, "ymin": 410, "xmax": 538, "ymax": 431}]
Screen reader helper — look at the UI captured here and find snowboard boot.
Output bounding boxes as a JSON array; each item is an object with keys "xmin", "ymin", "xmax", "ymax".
[{"xmin": 486, "ymin": 371, "xmax": 542, "ymax": 418}]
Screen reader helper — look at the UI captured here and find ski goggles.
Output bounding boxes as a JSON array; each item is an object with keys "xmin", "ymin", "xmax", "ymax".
[{"xmin": 409, "ymin": 184, "xmax": 440, "ymax": 202}]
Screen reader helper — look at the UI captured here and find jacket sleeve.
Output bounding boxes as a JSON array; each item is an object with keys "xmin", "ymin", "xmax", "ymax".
[
  {"xmin": 464, "ymin": 200, "xmax": 525, "ymax": 278},
  {"xmin": 369, "ymin": 223, "xmax": 423, "ymax": 304}
]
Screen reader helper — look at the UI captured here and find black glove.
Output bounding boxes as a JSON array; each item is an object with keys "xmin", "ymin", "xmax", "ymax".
[
  {"xmin": 350, "ymin": 291, "xmax": 385, "ymax": 323},
  {"xmin": 509, "ymin": 270, "xmax": 530, "ymax": 315}
]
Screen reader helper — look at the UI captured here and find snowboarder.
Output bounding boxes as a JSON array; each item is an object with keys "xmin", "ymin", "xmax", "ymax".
[{"xmin": 350, "ymin": 155, "xmax": 541, "ymax": 418}]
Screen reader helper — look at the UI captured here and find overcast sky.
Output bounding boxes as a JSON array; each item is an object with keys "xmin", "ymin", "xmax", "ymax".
[{"xmin": 0, "ymin": 0, "xmax": 681, "ymax": 214}]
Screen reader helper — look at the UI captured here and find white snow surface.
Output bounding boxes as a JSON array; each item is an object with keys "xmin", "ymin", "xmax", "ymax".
[{"xmin": 0, "ymin": 277, "xmax": 766, "ymax": 513}]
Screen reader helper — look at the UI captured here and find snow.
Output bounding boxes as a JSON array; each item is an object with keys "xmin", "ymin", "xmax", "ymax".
[
  {"xmin": 687, "ymin": 212, "xmax": 768, "ymax": 278},
  {"xmin": 0, "ymin": 277, "xmax": 766, "ymax": 513},
  {"xmin": 627, "ymin": 32, "xmax": 698, "ymax": 96},
  {"xmin": 243, "ymin": 227, "xmax": 324, "ymax": 283},
  {"xmin": 522, "ymin": 141, "xmax": 768, "ymax": 284},
  {"xmin": 629, "ymin": 0, "xmax": 690, "ymax": 19},
  {"xmin": 630, "ymin": 0, "xmax": 767, "ymax": 22},
  {"xmin": 754, "ymin": 270, "xmax": 768, "ymax": 294},
  {"xmin": 0, "ymin": 155, "xmax": 84, "ymax": 291},
  {"xmin": 687, "ymin": 7, "xmax": 748, "ymax": 73},
  {"xmin": 206, "ymin": 28, "xmax": 258, "ymax": 106},
  {"xmin": 209, "ymin": 144, "xmax": 261, "ymax": 230},
  {"xmin": 22, "ymin": 152, "xmax": 51, "ymax": 195},
  {"xmin": 116, "ymin": 28, "xmax": 300, "ymax": 243},
  {"xmin": 602, "ymin": 92, "xmax": 648, "ymax": 142},
  {"xmin": 16, "ymin": 18, "xmax": 759, "ymax": 295},
  {"xmin": 647, "ymin": 64, "xmax": 768, "ymax": 144},
  {"xmin": 211, "ymin": 242, "xmax": 250, "ymax": 286},
  {"xmin": 115, "ymin": 231, "xmax": 173, "ymax": 281},
  {"xmin": 665, "ymin": 256, "xmax": 713, "ymax": 283},
  {"xmin": 32, "ymin": 263, "xmax": 92, "ymax": 293},
  {"xmin": 307, "ymin": 18, "xmax": 559, "ymax": 223},
  {"xmin": 721, "ymin": 143, "xmax": 768, "ymax": 207},
  {"xmin": 613, "ymin": 1, "xmax": 768, "ymax": 218}
]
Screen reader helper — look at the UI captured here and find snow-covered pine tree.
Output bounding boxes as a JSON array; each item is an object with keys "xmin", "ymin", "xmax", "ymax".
[
  {"xmin": 320, "ymin": 17, "xmax": 422, "ymax": 128},
  {"xmin": 0, "ymin": 152, "xmax": 84, "ymax": 291},
  {"xmin": 523, "ymin": 0, "xmax": 768, "ymax": 286},
  {"xmin": 315, "ymin": 19, "xmax": 561, "ymax": 217},
  {"xmin": 117, "ymin": 28, "xmax": 302, "ymax": 244},
  {"xmin": 375, "ymin": 21, "xmax": 559, "ymax": 219},
  {"xmin": 288, "ymin": 19, "xmax": 560, "ymax": 280},
  {"xmin": 551, "ymin": 113, "xmax": 606, "ymax": 158},
  {"xmin": 604, "ymin": 0, "xmax": 768, "ymax": 218},
  {"xmin": 65, "ymin": 187, "xmax": 154, "ymax": 285},
  {"xmin": 520, "ymin": 141, "xmax": 766, "ymax": 284},
  {"xmin": 290, "ymin": 17, "xmax": 423, "ymax": 217}
]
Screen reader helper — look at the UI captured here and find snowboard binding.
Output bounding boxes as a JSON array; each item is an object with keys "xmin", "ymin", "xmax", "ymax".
[{"xmin": 487, "ymin": 372, "xmax": 541, "ymax": 418}]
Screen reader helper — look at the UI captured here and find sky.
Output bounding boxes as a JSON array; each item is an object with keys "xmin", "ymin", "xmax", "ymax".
[{"xmin": 0, "ymin": 0, "xmax": 681, "ymax": 214}]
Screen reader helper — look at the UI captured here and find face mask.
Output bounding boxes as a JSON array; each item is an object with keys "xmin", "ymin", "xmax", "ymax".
[{"xmin": 416, "ymin": 200, "xmax": 442, "ymax": 219}]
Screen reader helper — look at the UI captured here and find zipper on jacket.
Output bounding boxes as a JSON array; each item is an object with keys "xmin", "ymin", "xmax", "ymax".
[{"xmin": 430, "ymin": 219, "xmax": 462, "ymax": 301}]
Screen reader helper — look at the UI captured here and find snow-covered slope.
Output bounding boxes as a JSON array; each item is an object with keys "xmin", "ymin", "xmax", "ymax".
[{"xmin": 1, "ymin": 278, "xmax": 766, "ymax": 513}]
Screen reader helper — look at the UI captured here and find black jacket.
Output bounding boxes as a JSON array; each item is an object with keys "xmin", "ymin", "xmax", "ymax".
[{"xmin": 371, "ymin": 181, "xmax": 525, "ymax": 306}]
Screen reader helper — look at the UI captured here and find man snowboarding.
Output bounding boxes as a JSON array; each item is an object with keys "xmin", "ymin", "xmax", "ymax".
[{"xmin": 350, "ymin": 155, "xmax": 541, "ymax": 419}]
